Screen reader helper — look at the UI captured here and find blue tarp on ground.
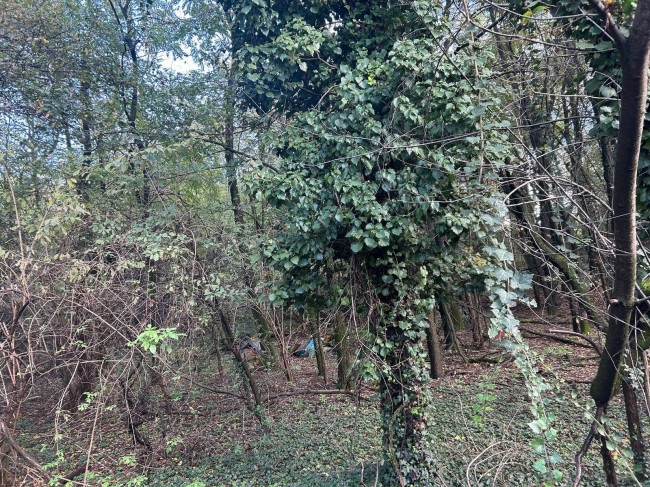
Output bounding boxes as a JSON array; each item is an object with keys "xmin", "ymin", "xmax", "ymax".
[{"xmin": 295, "ymin": 338, "xmax": 315, "ymax": 357}]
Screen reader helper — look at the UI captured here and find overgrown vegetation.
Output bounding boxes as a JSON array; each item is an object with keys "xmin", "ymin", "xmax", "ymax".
[{"xmin": 1, "ymin": 0, "xmax": 650, "ymax": 485}]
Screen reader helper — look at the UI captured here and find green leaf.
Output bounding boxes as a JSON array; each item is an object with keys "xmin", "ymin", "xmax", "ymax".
[
  {"xmin": 599, "ymin": 85, "xmax": 617, "ymax": 98},
  {"xmin": 528, "ymin": 421, "xmax": 541, "ymax": 434},
  {"xmin": 533, "ymin": 458, "xmax": 547, "ymax": 474},
  {"xmin": 576, "ymin": 40, "xmax": 594, "ymax": 49},
  {"xmin": 622, "ymin": 448, "xmax": 635, "ymax": 459},
  {"xmin": 363, "ymin": 237, "xmax": 377, "ymax": 248},
  {"xmin": 530, "ymin": 438, "xmax": 544, "ymax": 454}
]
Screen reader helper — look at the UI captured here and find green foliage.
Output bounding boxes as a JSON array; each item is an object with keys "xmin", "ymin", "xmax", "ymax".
[
  {"xmin": 472, "ymin": 382, "xmax": 496, "ymax": 425},
  {"xmin": 2, "ymin": 0, "xmax": 639, "ymax": 486},
  {"xmin": 128, "ymin": 382, "xmax": 619, "ymax": 486},
  {"xmin": 128, "ymin": 325, "xmax": 182, "ymax": 355},
  {"xmin": 236, "ymin": 0, "xmax": 550, "ymax": 484},
  {"xmin": 147, "ymin": 400, "xmax": 382, "ymax": 487}
]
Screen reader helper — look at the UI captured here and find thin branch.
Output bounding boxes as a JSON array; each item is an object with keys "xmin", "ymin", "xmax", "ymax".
[
  {"xmin": 189, "ymin": 132, "xmax": 279, "ymax": 173},
  {"xmin": 265, "ymin": 388, "xmax": 361, "ymax": 402},
  {"xmin": 574, "ymin": 406, "xmax": 605, "ymax": 487},
  {"xmin": 520, "ymin": 327, "xmax": 591, "ymax": 349},
  {"xmin": 549, "ymin": 329, "xmax": 602, "ymax": 355},
  {"xmin": 586, "ymin": 0, "xmax": 626, "ymax": 50},
  {"xmin": 0, "ymin": 419, "xmax": 50, "ymax": 481}
]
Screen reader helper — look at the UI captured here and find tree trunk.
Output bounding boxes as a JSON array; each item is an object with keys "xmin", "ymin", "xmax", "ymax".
[
  {"xmin": 622, "ymin": 380, "xmax": 646, "ymax": 480},
  {"xmin": 591, "ymin": 99, "xmax": 616, "ymax": 211},
  {"xmin": 426, "ymin": 311, "xmax": 443, "ymax": 379},
  {"xmin": 210, "ymin": 325, "xmax": 226, "ymax": 378},
  {"xmin": 567, "ymin": 292, "xmax": 581, "ymax": 334},
  {"xmin": 599, "ymin": 432, "xmax": 618, "ymax": 486},
  {"xmin": 62, "ymin": 357, "xmax": 96, "ymax": 413},
  {"xmin": 334, "ymin": 312, "xmax": 352, "ymax": 389},
  {"xmin": 225, "ymin": 68, "xmax": 244, "ymax": 226},
  {"xmin": 214, "ymin": 300, "xmax": 265, "ymax": 424},
  {"xmin": 467, "ymin": 292, "xmax": 485, "ymax": 348},
  {"xmin": 590, "ymin": 1, "xmax": 650, "ymax": 408},
  {"xmin": 448, "ymin": 299, "xmax": 465, "ymax": 331},
  {"xmin": 307, "ymin": 306, "xmax": 327, "ymax": 383},
  {"xmin": 250, "ymin": 306, "xmax": 278, "ymax": 368},
  {"xmin": 503, "ymin": 174, "xmax": 608, "ymax": 330},
  {"xmin": 380, "ymin": 299, "xmax": 436, "ymax": 485},
  {"xmin": 438, "ymin": 301, "xmax": 458, "ymax": 351},
  {"xmin": 78, "ymin": 77, "xmax": 92, "ymax": 196}
]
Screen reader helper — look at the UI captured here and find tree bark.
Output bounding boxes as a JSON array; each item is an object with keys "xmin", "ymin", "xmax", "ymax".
[
  {"xmin": 599, "ymin": 432, "xmax": 618, "ymax": 486},
  {"xmin": 334, "ymin": 312, "xmax": 352, "ymax": 389},
  {"xmin": 225, "ymin": 68, "xmax": 244, "ymax": 226},
  {"xmin": 426, "ymin": 311, "xmax": 443, "ymax": 379},
  {"xmin": 438, "ymin": 301, "xmax": 457, "ymax": 350},
  {"xmin": 468, "ymin": 292, "xmax": 485, "ymax": 348},
  {"xmin": 448, "ymin": 299, "xmax": 465, "ymax": 331},
  {"xmin": 622, "ymin": 380, "xmax": 646, "ymax": 480},
  {"xmin": 590, "ymin": 0, "xmax": 650, "ymax": 407},
  {"xmin": 214, "ymin": 300, "xmax": 265, "ymax": 424},
  {"xmin": 308, "ymin": 305, "xmax": 327, "ymax": 383}
]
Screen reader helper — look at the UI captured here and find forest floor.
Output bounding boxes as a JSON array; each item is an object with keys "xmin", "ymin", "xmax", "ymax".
[{"xmin": 16, "ymin": 303, "xmax": 641, "ymax": 486}]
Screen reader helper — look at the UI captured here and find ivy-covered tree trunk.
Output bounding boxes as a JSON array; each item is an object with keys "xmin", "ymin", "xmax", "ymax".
[{"xmin": 379, "ymin": 285, "xmax": 437, "ymax": 486}]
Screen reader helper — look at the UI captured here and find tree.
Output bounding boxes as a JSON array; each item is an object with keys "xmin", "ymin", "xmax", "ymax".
[
  {"xmin": 520, "ymin": 0, "xmax": 650, "ymax": 482},
  {"xmin": 233, "ymin": 1, "xmax": 526, "ymax": 483}
]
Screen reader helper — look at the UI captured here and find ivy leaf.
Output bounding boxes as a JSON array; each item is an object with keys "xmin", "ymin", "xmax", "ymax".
[
  {"xmin": 530, "ymin": 438, "xmax": 544, "ymax": 454},
  {"xmin": 364, "ymin": 237, "xmax": 377, "ymax": 248},
  {"xmin": 351, "ymin": 242, "xmax": 363, "ymax": 253},
  {"xmin": 622, "ymin": 447, "xmax": 635, "ymax": 459},
  {"xmin": 533, "ymin": 458, "xmax": 547, "ymax": 474}
]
